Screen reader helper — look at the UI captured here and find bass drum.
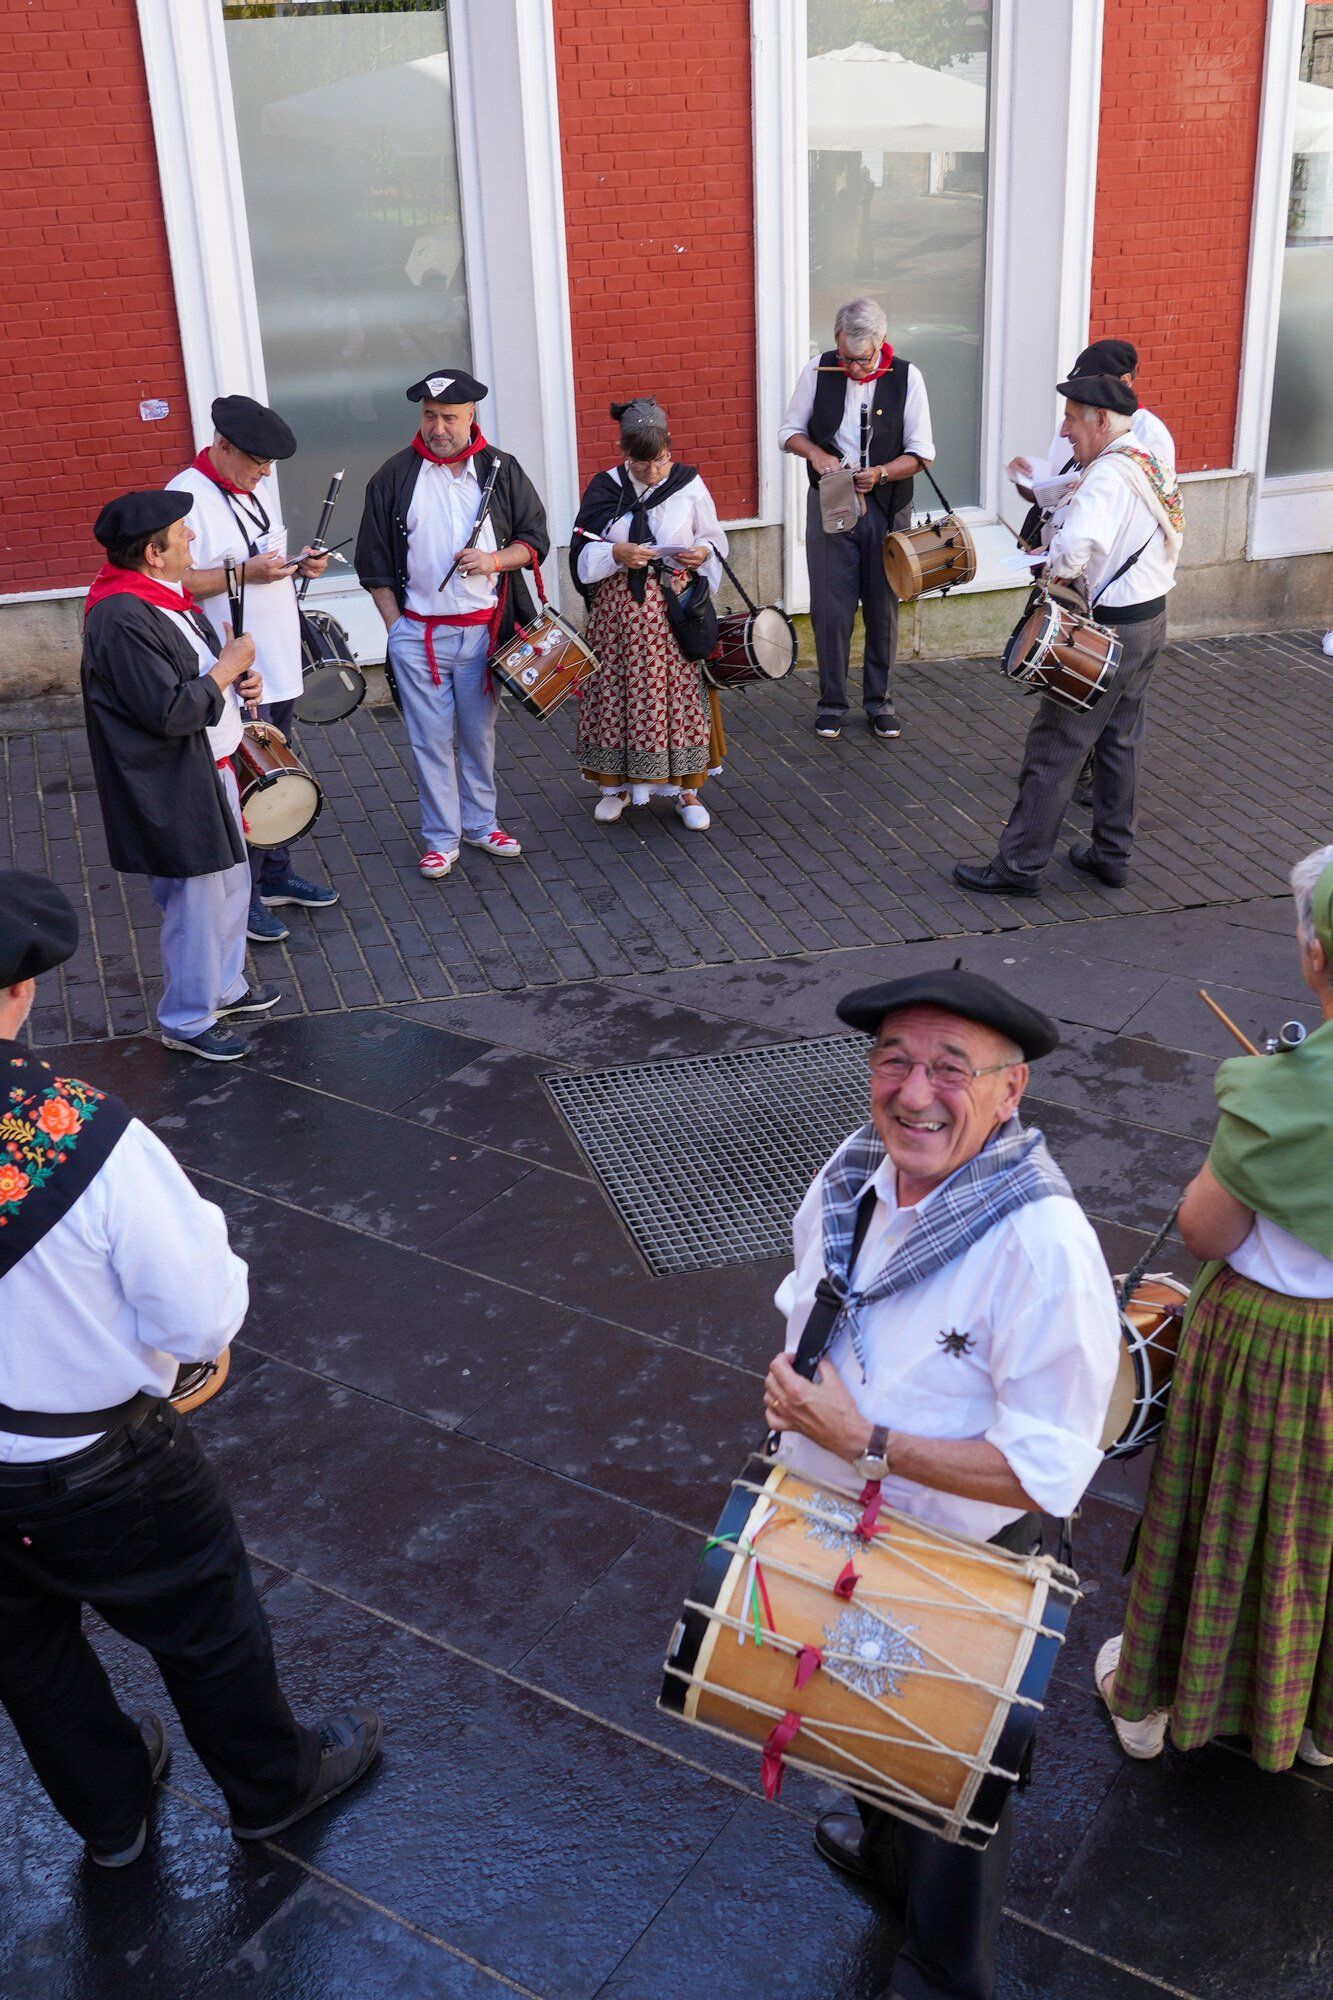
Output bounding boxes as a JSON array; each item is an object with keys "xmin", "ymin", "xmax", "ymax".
[
  {"xmin": 703, "ymin": 606, "xmax": 798, "ymax": 690},
  {"xmin": 295, "ymin": 609, "xmax": 367, "ymax": 725}
]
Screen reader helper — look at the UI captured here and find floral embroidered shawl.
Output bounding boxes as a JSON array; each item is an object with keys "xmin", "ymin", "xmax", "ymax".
[{"xmin": 0, "ymin": 1044, "xmax": 130, "ymax": 1279}]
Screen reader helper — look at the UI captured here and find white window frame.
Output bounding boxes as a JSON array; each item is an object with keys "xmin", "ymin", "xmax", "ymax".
[
  {"xmin": 133, "ymin": 0, "xmax": 577, "ymax": 659},
  {"xmin": 752, "ymin": 0, "xmax": 1105, "ymax": 610},
  {"xmin": 1236, "ymin": 0, "xmax": 1333, "ymax": 561}
]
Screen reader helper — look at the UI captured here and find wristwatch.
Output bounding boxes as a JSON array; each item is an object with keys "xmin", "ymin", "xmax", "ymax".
[{"xmin": 853, "ymin": 1424, "xmax": 891, "ymax": 1481}]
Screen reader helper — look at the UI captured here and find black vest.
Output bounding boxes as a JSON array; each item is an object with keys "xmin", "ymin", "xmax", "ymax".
[{"xmin": 806, "ymin": 352, "xmax": 914, "ymax": 521}]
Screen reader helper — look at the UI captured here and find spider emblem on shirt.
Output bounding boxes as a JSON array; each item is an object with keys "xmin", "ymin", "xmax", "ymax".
[{"xmin": 937, "ymin": 1327, "xmax": 975, "ymax": 1358}]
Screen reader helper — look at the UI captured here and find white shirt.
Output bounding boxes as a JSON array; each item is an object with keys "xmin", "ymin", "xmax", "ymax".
[
  {"xmin": 1229, "ymin": 1213, "xmax": 1333, "ymax": 1299},
  {"xmin": 778, "ymin": 356, "xmax": 935, "ymax": 467},
  {"xmin": 0, "ymin": 1119, "xmax": 249, "ymax": 1464},
  {"xmin": 172, "ymin": 466, "xmax": 304, "ymax": 705},
  {"xmin": 1044, "ymin": 445, "xmax": 1180, "ymax": 609},
  {"xmin": 405, "ymin": 459, "xmax": 500, "ymax": 617},
  {"xmin": 157, "ymin": 589, "xmax": 243, "ymax": 759},
  {"xmin": 1023, "ymin": 408, "xmax": 1176, "ymax": 511},
  {"xmin": 574, "ymin": 470, "xmax": 727, "ymax": 593},
  {"xmin": 773, "ymin": 1149, "xmax": 1122, "ymax": 1540}
]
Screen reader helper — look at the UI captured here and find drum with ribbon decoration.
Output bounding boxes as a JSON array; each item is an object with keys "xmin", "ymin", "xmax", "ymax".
[
  {"xmin": 661, "ymin": 1457, "xmax": 1077, "ymax": 1847},
  {"xmin": 490, "ymin": 608, "xmax": 602, "ymax": 719},
  {"xmin": 1100, "ymin": 1275, "xmax": 1188, "ymax": 1459}
]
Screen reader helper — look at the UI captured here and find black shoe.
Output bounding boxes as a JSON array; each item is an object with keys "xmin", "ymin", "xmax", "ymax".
[
  {"xmin": 815, "ymin": 718, "xmax": 842, "ymax": 740},
  {"xmin": 1067, "ymin": 841, "xmax": 1128, "ymax": 888},
  {"xmin": 231, "ymin": 1708, "xmax": 383, "ymax": 1842},
  {"xmin": 870, "ymin": 708, "xmax": 900, "ymax": 740},
  {"xmin": 87, "ymin": 1713, "xmax": 171, "ymax": 1868},
  {"xmin": 952, "ymin": 860, "xmax": 1041, "ymax": 897},
  {"xmin": 217, "ymin": 983, "xmax": 281, "ymax": 1018},
  {"xmin": 161, "ymin": 1025, "xmax": 249, "ymax": 1062},
  {"xmin": 814, "ymin": 1809, "xmax": 879, "ymax": 1885}
]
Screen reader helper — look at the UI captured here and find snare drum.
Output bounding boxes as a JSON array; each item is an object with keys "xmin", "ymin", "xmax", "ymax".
[
  {"xmin": 703, "ymin": 606, "xmax": 798, "ymax": 690},
  {"xmin": 1100, "ymin": 1275, "xmax": 1189, "ymax": 1458},
  {"xmin": 232, "ymin": 723, "xmax": 323, "ymax": 849},
  {"xmin": 490, "ymin": 608, "xmax": 602, "ymax": 719},
  {"xmin": 295, "ymin": 609, "xmax": 367, "ymax": 725},
  {"xmin": 1005, "ymin": 597, "xmax": 1120, "ymax": 712},
  {"xmin": 883, "ymin": 515, "xmax": 977, "ymax": 600},
  {"xmin": 662, "ymin": 1458, "xmax": 1076, "ymax": 1847}
]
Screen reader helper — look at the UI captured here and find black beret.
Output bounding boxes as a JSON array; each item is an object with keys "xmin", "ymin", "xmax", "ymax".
[
  {"xmin": 1056, "ymin": 373, "xmax": 1139, "ymax": 416},
  {"xmin": 93, "ymin": 488, "xmax": 193, "ymax": 548},
  {"xmin": 0, "ymin": 870, "xmax": 79, "ymax": 987},
  {"xmin": 407, "ymin": 368, "xmax": 487, "ymax": 405},
  {"xmin": 1071, "ymin": 337, "xmax": 1137, "ymax": 378},
  {"xmin": 211, "ymin": 394, "xmax": 297, "ymax": 461},
  {"xmin": 836, "ymin": 969, "xmax": 1060, "ymax": 1061}
]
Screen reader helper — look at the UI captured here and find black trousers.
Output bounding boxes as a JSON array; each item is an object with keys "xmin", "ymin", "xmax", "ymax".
[
  {"xmin": 247, "ymin": 696, "xmax": 298, "ymax": 891},
  {"xmin": 858, "ymin": 1511, "xmax": 1041, "ymax": 2000},
  {"xmin": 806, "ymin": 491, "xmax": 910, "ymax": 719},
  {"xmin": 0, "ymin": 1404, "xmax": 318, "ymax": 1846}
]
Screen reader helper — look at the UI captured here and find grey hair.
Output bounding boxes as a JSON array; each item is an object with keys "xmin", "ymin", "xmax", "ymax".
[
  {"xmin": 834, "ymin": 297, "xmax": 887, "ymax": 353},
  {"xmin": 613, "ymin": 396, "xmax": 670, "ymax": 461},
  {"xmin": 1290, "ymin": 843, "xmax": 1333, "ymax": 946}
]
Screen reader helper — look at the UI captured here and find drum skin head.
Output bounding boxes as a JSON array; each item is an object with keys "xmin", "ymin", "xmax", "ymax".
[
  {"xmin": 243, "ymin": 771, "xmax": 322, "ymax": 847},
  {"xmin": 295, "ymin": 664, "xmax": 367, "ymax": 725},
  {"xmin": 750, "ymin": 607, "xmax": 797, "ymax": 678}
]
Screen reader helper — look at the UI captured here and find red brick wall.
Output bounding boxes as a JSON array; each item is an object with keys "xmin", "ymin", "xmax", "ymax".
[
  {"xmin": 0, "ymin": 2, "xmax": 193, "ymax": 593},
  {"xmin": 552, "ymin": 5, "xmax": 757, "ymax": 517},
  {"xmin": 1091, "ymin": 0, "xmax": 1269, "ymax": 472}
]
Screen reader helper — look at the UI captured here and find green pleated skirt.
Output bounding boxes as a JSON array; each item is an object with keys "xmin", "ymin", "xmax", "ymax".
[{"xmin": 1112, "ymin": 1264, "xmax": 1333, "ymax": 1770}]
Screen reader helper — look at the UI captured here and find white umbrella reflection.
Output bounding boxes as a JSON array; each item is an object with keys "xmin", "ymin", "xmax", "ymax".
[
  {"xmin": 1294, "ymin": 79, "xmax": 1333, "ymax": 156},
  {"xmin": 808, "ymin": 42, "xmax": 986, "ymax": 154},
  {"xmin": 262, "ymin": 50, "xmax": 451, "ymax": 158}
]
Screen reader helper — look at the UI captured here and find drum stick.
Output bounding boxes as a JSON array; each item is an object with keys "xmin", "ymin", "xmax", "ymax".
[{"xmin": 1198, "ymin": 989, "xmax": 1260, "ymax": 1055}]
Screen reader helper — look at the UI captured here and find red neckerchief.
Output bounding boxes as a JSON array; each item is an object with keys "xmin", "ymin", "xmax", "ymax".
[
  {"xmin": 841, "ymin": 342, "xmax": 895, "ymax": 383},
  {"xmin": 84, "ymin": 564, "xmax": 201, "ymax": 620},
  {"xmin": 190, "ymin": 447, "xmax": 252, "ymax": 497},
  {"xmin": 413, "ymin": 425, "xmax": 489, "ymax": 467}
]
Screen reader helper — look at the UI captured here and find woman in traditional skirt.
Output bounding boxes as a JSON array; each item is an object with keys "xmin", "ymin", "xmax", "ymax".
[
  {"xmin": 569, "ymin": 398, "xmax": 727, "ymax": 831},
  {"xmin": 1097, "ymin": 842, "xmax": 1333, "ymax": 1771}
]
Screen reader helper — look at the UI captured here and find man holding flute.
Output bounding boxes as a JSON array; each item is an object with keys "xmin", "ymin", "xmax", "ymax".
[{"xmin": 171, "ymin": 395, "xmax": 339, "ymax": 942}]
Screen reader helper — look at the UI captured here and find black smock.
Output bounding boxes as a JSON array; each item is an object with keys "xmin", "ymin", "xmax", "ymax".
[
  {"xmin": 81, "ymin": 595, "xmax": 246, "ymax": 879},
  {"xmin": 354, "ymin": 443, "xmax": 551, "ymax": 645}
]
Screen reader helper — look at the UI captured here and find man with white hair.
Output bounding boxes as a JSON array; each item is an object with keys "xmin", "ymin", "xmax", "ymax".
[
  {"xmin": 779, "ymin": 298, "xmax": 934, "ymax": 741},
  {"xmin": 955, "ymin": 373, "xmax": 1183, "ymax": 897}
]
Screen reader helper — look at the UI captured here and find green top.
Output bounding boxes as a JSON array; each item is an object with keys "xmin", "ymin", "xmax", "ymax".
[{"xmin": 1207, "ymin": 1016, "xmax": 1333, "ymax": 1260}]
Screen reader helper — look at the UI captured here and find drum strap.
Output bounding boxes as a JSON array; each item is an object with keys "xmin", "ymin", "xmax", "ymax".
[
  {"xmin": 917, "ymin": 461, "xmax": 955, "ymax": 516},
  {"xmin": 1090, "ymin": 536, "xmax": 1153, "ymax": 608},
  {"xmin": 711, "ymin": 545, "xmax": 759, "ymax": 617}
]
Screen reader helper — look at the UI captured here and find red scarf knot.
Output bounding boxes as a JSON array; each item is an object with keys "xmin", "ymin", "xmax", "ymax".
[
  {"xmin": 414, "ymin": 425, "xmax": 490, "ymax": 467},
  {"xmin": 85, "ymin": 565, "xmax": 200, "ymax": 621},
  {"xmin": 191, "ymin": 447, "xmax": 252, "ymax": 497},
  {"xmin": 842, "ymin": 342, "xmax": 895, "ymax": 383},
  {"xmin": 761, "ymin": 1711, "xmax": 803, "ymax": 1802},
  {"xmin": 834, "ymin": 1561, "xmax": 860, "ymax": 1601},
  {"xmin": 794, "ymin": 1645, "xmax": 824, "ymax": 1692}
]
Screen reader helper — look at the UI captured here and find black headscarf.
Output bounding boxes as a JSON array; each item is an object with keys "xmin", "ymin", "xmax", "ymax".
[{"xmin": 569, "ymin": 463, "xmax": 699, "ymax": 605}]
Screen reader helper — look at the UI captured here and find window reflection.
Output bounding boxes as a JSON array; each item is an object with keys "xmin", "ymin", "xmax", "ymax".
[
  {"xmin": 807, "ymin": 1, "xmax": 991, "ymax": 508},
  {"xmin": 221, "ymin": 1, "xmax": 470, "ymax": 543},
  {"xmin": 1266, "ymin": 3, "xmax": 1333, "ymax": 479}
]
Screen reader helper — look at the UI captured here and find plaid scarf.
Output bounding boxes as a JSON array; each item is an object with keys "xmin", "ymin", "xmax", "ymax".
[{"xmin": 819, "ymin": 1117, "xmax": 1072, "ymax": 1377}]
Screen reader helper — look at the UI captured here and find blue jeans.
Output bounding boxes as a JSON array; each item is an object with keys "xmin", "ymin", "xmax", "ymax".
[{"xmin": 386, "ymin": 618, "xmax": 498, "ymax": 855}]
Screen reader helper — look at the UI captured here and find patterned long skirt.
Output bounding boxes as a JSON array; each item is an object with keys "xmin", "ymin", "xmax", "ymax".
[
  {"xmin": 577, "ymin": 569, "xmax": 711, "ymax": 786},
  {"xmin": 1112, "ymin": 1265, "xmax": 1333, "ymax": 1769}
]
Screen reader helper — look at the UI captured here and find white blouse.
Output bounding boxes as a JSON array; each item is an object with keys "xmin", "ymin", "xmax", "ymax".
[
  {"xmin": 575, "ymin": 469, "xmax": 727, "ymax": 595},
  {"xmin": 1229, "ymin": 1212, "xmax": 1333, "ymax": 1299}
]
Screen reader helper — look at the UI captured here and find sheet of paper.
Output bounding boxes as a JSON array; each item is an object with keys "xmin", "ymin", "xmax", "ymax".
[{"xmin": 1002, "ymin": 547, "xmax": 1049, "ymax": 571}]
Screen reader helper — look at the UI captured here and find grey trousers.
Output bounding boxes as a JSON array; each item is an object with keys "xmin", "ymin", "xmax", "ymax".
[
  {"xmin": 149, "ymin": 764, "xmax": 250, "ymax": 1038},
  {"xmin": 996, "ymin": 608, "xmax": 1167, "ymax": 879},
  {"xmin": 806, "ymin": 489, "xmax": 909, "ymax": 718}
]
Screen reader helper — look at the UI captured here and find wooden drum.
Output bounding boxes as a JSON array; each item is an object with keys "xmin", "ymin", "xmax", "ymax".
[
  {"xmin": 491, "ymin": 608, "xmax": 602, "ymax": 719},
  {"xmin": 662, "ymin": 1459, "xmax": 1077, "ymax": 1847},
  {"xmin": 883, "ymin": 515, "xmax": 977, "ymax": 601},
  {"xmin": 233, "ymin": 723, "xmax": 323, "ymax": 849},
  {"xmin": 1004, "ymin": 598, "xmax": 1120, "ymax": 713},
  {"xmin": 1100, "ymin": 1275, "xmax": 1189, "ymax": 1459},
  {"xmin": 170, "ymin": 1349, "xmax": 230, "ymax": 1415}
]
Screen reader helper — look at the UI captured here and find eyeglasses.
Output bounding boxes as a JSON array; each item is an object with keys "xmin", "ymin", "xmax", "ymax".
[{"xmin": 867, "ymin": 1050, "xmax": 1018, "ymax": 1091}]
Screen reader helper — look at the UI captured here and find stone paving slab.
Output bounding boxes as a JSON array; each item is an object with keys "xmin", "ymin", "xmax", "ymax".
[{"xmin": 6, "ymin": 627, "xmax": 1330, "ymax": 1050}]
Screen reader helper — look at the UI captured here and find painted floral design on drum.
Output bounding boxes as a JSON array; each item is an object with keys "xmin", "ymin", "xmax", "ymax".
[
  {"xmin": 803, "ymin": 1496, "xmax": 865, "ymax": 1557},
  {"xmin": 822, "ymin": 1607, "xmax": 925, "ymax": 1702}
]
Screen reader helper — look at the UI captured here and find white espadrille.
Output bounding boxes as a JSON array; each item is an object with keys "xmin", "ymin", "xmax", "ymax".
[
  {"xmin": 1297, "ymin": 1727, "xmax": 1333, "ymax": 1767},
  {"xmin": 1095, "ymin": 1634, "xmax": 1169, "ymax": 1759}
]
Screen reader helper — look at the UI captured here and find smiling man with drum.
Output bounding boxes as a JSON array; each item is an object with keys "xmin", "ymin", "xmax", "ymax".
[
  {"xmin": 764, "ymin": 968, "xmax": 1119, "ymax": 2000},
  {"xmin": 954, "ymin": 373, "xmax": 1183, "ymax": 899},
  {"xmin": 81, "ymin": 490, "xmax": 280, "ymax": 1062}
]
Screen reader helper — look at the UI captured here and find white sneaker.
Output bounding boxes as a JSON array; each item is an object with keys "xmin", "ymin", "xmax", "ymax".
[
  {"xmin": 1322, "ymin": 631, "xmax": 1333, "ymax": 658},
  {"xmin": 629, "ymin": 784, "xmax": 653, "ymax": 807},
  {"xmin": 1298, "ymin": 1727, "xmax": 1333, "ymax": 1766},
  {"xmin": 594, "ymin": 790, "xmax": 627, "ymax": 823},
  {"xmin": 1094, "ymin": 1635, "xmax": 1169, "ymax": 1758},
  {"xmin": 419, "ymin": 849, "xmax": 458, "ymax": 879},
  {"xmin": 675, "ymin": 793, "xmax": 710, "ymax": 831}
]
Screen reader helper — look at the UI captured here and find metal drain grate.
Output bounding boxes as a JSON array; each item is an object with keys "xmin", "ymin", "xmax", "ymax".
[{"xmin": 544, "ymin": 1035, "xmax": 869, "ymax": 1273}]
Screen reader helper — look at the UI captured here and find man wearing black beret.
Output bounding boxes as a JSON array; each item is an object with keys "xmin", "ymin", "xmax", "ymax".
[
  {"xmin": 172, "ymin": 394, "xmax": 338, "ymax": 944},
  {"xmin": 81, "ymin": 489, "xmax": 278, "ymax": 1061},
  {"xmin": 956, "ymin": 372, "xmax": 1185, "ymax": 897},
  {"xmin": 1008, "ymin": 337, "xmax": 1176, "ymax": 531},
  {"xmin": 355, "ymin": 368, "xmax": 550, "ymax": 879},
  {"xmin": 0, "ymin": 870, "xmax": 381, "ymax": 1867},
  {"xmin": 764, "ymin": 968, "xmax": 1119, "ymax": 2000}
]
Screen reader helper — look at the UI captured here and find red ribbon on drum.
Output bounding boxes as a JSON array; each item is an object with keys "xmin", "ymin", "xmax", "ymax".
[
  {"xmin": 761, "ymin": 1710, "xmax": 804, "ymax": 1801},
  {"xmin": 794, "ymin": 1645, "xmax": 824, "ymax": 1692},
  {"xmin": 855, "ymin": 1479, "xmax": 883, "ymax": 1541},
  {"xmin": 834, "ymin": 1562, "xmax": 860, "ymax": 1600}
]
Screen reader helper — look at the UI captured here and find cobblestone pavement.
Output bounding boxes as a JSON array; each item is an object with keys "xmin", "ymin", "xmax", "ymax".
[{"xmin": 5, "ymin": 627, "xmax": 1330, "ymax": 1049}]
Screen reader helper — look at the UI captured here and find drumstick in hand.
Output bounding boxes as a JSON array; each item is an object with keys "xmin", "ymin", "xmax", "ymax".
[{"xmin": 1198, "ymin": 989, "xmax": 1260, "ymax": 1055}]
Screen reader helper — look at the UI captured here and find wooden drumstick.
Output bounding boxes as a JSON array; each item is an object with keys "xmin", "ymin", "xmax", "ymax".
[{"xmin": 1198, "ymin": 989, "xmax": 1260, "ymax": 1055}]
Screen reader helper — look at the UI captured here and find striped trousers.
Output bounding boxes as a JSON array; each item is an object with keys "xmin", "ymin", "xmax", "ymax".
[{"xmin": 997, "ymin": 607, "xmax": 1167, "ymax": 879}]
